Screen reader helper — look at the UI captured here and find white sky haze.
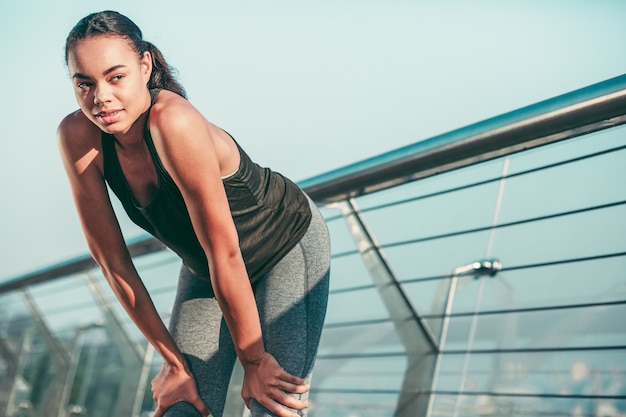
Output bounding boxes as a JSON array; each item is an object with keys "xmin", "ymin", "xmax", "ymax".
[{"xmin": 0, "ymin": 0, "xmax": 625, "ymax": 281}]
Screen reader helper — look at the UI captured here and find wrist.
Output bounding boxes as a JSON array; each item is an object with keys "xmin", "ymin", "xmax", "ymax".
[
  {"xmin": 162, "ymin": 355, "xmax": 190, "ymax": 374},
  {"xmin": 240, "ymin": 349, "xmax": 267, "ymax": 368},
  {"xmin": 236, "ymin": 339, "xmax": 267, "ymax": 366}
]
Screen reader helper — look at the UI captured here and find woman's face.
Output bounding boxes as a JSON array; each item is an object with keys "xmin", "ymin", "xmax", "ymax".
[{"xmin": 67, "ymin": 35, "xmax": 152, "ymax": 137}]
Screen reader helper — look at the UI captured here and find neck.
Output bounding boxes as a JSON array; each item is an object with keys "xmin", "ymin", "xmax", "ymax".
[{"xmin": 114, "ymin": 90, "xmax": 152, "ymax": 149}]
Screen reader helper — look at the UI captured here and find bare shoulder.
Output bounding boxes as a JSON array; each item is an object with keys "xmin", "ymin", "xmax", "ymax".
[
  {"xmin": 148, "ymin": 89, "xmax": 204, "ymax": 131},
  {"xmin": 148, "ymin": 90, "xmax": 232, "ymax": 147},
  {"xmin": 56, "ymin": 110, "xmax": 103, "ymax": 175},
  {"xmin": 57, "ymin": 110, "xmax": 101, "ymax": 153}
]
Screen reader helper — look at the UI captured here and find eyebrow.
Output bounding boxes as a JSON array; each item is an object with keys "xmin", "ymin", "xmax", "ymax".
[{"xmin": 72, "ymin": 64, "xmax": 128, "ymax": 79}]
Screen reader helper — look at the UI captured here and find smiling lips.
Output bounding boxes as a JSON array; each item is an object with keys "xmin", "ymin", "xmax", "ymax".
[{"xmin": 96, "ymin": 110, "xmax": 122, "ymax": 124}]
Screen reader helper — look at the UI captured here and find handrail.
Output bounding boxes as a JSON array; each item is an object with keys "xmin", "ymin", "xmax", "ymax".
[
  {"xmin": 0, "ymin": 238, "xmax": 165, "ymax": 294},
  {"xmin": 2, "ymin": 74, "xmax": 625, "ymax": 294},
  {"xmin": 301, "ymin": 73, "xmax": 626, "ymax": 202}
]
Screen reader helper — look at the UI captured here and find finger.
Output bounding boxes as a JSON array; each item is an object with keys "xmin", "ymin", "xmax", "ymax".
[
  {"xmin": 191, "ymin": 396, "xmax": 211, "ymax": 417},
  {"xmin": 260, "ymin": 396, "xmax": 303, "ymax": 417},
  {"xmin": 153, "ymin": 405, "xmax": 164, "ymax": 417},
  {"xmin": 270, "ymin": 390, "xmax": 309, "ymax": 412},
  {"xmin": 277, "ymin": 380, "xmax": 309, "ymax": 395},
  {"xmin": 278, "ymin": 370, "xmax": 306, "ymax": 386},
  {"xmin": 241, "ymin": 386, "xmax": 251, "ymax": 409}
]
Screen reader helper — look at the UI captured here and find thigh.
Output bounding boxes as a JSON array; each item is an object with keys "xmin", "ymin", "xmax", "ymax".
[
  {"xmin": 251, "ymin": 203, "xmax": 331, "ymax": 416},
  {"xmin": 165, "ymin": 265, "xmax": 237, "ymax": 417}
]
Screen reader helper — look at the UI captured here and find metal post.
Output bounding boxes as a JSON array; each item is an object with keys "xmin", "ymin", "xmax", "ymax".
[
  {"xmin": 131, "ymin": 342, "xmax": 155, "ymax": 417},
  {"xmin": 58, "ymin": 323, "xmax": 104, "ymax": 417},
  {"xmin": 338, "ymin": 198, "xmax": 439, "ymax": 417},
  {"xmin": 84, "ymin": 273, "xmax": 144, "ymax": 416},
  {"xmin": 75, "ymin": 337, "xmax": 98, "ymax": 408},
  {"xmin": 426, "ymin": 260, "xmax": 502, "ymax": 416},
  {"xmin": 451, "ymin": 158, "xmax": 508, "ymax": 417},
  {"xmin": 0, "ymin": 332, "xmax": 20, "ymax": 417},
  {"xmin": 21, "ymin": 290, "xmax": 71, "ymax": 417}
]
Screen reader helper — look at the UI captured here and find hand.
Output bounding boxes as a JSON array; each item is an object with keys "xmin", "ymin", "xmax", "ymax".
[
  {"xmin": 151, "ymin": 363, "xmax": 211, "ymax": 417},
  {"xmin": 241, "ymin": 352, "xmax": 309, "ymax": 417}
]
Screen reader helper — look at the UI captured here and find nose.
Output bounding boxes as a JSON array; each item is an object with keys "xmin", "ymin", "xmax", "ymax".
[{"xmin": 93, "ymin": 82, "xmax": 112, "ymax": 105}]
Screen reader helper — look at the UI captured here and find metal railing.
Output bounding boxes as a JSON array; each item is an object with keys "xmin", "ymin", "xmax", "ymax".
[
  {"xmin": 1, "ymin": 73, "xmax": 625, "ymax": 417},
  {"xmin": 3, "ymin": 75, "xmax": 626, "ymax": 295}
]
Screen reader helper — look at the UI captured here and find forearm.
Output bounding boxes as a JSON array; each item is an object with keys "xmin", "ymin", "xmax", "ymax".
[
  {"xmin": 209, "ymin": 256, "xmax": 266, "ymax": 365},
  {"xmin": 103, "ymin": 266, "xmax": 188, "ymax": 370}
]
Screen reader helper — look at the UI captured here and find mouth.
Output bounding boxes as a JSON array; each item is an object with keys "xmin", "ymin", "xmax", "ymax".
[{"xmin": 95, "ymin": 110, "xmax": 123, "ymax": 125}]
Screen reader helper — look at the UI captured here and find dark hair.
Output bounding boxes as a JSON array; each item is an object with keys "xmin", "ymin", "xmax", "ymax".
[{"xmin": 65, "ymin": 10, "xmax": 187, "ymax": 98}]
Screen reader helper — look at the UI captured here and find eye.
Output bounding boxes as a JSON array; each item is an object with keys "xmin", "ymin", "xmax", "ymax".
[
  {"xmin": 111, "ymin": 74, "xmax": 125, "ymax": 82},
  {"xmin": 76, "ymin": 81, "xmax": 92, "ymax": 90}
]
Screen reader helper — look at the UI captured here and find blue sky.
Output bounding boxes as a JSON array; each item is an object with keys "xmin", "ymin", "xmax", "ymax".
[{"xmin": 1, "ymin": 0, "xmax": 625, "ymax": 281}]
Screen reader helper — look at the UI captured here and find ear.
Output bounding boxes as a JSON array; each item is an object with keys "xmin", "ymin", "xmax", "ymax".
[{"xmin": 141, "ymin": 51, "xmax": 153, "ymax": 84}]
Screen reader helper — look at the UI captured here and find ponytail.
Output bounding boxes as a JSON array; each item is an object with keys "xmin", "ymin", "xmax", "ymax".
[
  {"xmin": 65, "ymin": 11, "xmax": 187, "ymax": 98},
  {"xmin": 144, "ymin": 42, "xmax": 186, "ymax": 98}
]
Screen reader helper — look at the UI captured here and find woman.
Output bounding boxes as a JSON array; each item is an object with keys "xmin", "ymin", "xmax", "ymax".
[{"xmin": 57, "ymin": 10, "xmax": 330, "ymax": 417}]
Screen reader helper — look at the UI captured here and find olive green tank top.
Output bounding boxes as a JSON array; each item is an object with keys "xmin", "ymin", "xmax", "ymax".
[{"xmin": 102, "ymin": 89, "xmax": 312, "ymax": 282}]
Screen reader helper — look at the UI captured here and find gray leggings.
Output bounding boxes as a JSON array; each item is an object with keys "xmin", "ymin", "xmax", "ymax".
[{"xmin": 163, "ymin": 200, "xmax": 330, "ymax": 417}]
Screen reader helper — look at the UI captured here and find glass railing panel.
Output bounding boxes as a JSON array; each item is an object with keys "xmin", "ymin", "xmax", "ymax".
[
  {"xmin": 460, "ymin": 305, "xmax": 626, "ymax": 350},
  {"xmin": 68, "ymin": 341, "xmax": 128, "ymax": 417},
  {"xmin": 497, "ymin": 143, "xmax": 626, "ymax": 225},
  {"xmin": 432, "ymin": 350, "xmax": 626, "ymax": 416},
  {"xmin": 355, "ymin": 156, "xmax": 505, "ymax": 212},
  {"xmin": 325, "ymin": 287, "xmax": 391, "ymax": 324},
  {"xmin": 328, "ymin": 253, "xmax": 375, "ymax": 291},
  {"xmin": 429, "ymin": 392, "xmax": 561, "ymax": 417},
  {"xmin": 313, "ymin": 354, "xmax": 406, "ymax": 391},
  {"xmin": 355, "ymin": 180, "xmax": 501, "ymax": 247},
  {"xmin": 0, "ymin": 293, "xmax": 33, "ymax": 334},
  {"xmin": 482, "ymin": 258, "xmax": 626, "ymax": 311},
  {"xmin": 1, "ymin": 74, "xmax": 624, "ymax": 417},
  {"xmin": 2, "ymin": 287, "xmax": 68, "ymax": 417},
  {"xmin": 491, "ymin": 204, "xmax": 625, "ymax": 266},
  {"xmin": 383, "ymin": 231, "xmax": 492, "ymax": 280},
  {"xmin": 419, "ymin": 264, "xmax": 625, "ymax": 346},
  {"xmin": 27, "ymin": 277, "xmax": 90, "ymax": 299},
  {"xmin": 400, "ymin": 277, "xmax": 447, "ymax": 318},
  {"xmin": 324, "ymin": 211, "xmax": 360, "ymax": 255},
  {"xmin": 92, "ymin": 250, "xmax": 181, "ymax": 316},
  {"xmin": 310, "ymin": 392, "xmax": 399, "ymax": 417},
  {"xmin": 504, "ymin": 124, "xmax": 626, "ymax": 177},
  {"xmin": 13, "ymin": 325, "xmax": 69, "ymax": 415},
  {"xmin": 131, "ymin": 250, "xmax": 183, "ymax": 289},
  {"xmin": 28, "ymin": 278, "xmax": 102, "ymax": 338},
  {"xmin": 318, "ymin": 321, "xmax": 403, "ymax": 356},
  {"xmin": 63, "ymin": 327, "xmax": 114, "ymax": 416}
]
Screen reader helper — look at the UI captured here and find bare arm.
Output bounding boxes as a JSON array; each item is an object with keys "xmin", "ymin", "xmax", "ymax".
[
  {"xmin": 56, "ymin": 112, "xmax": 209, "ymax": 416},
  {"xmin": 148, "ymin": 92, "xmax": 308, "ymax": 416}
]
